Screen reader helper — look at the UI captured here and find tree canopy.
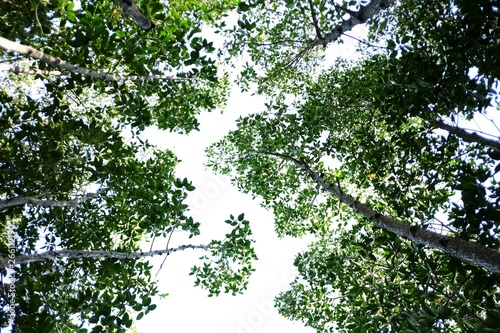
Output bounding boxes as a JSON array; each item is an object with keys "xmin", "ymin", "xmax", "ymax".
[
  {"xmin": 1, "ymin": 0, "xmax": 500, "ymax": 332},
  {"xmin": 207, "ymin": 0, "xmax": 500, "ymax": 331},
  {"xmin": 0, "ymin": 0, "xmax": 257, "ymax": 332}
]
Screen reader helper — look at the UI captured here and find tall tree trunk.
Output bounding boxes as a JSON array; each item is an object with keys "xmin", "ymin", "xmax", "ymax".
[{"xmin": 265, "ymin": 151, "xmax": 500, "ymax": 274}]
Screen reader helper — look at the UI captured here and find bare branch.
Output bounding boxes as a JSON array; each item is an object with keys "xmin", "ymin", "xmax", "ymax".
[
  {"xmin": 240, "ymin": 39, "xmax": 307, "ymax": 47},
  {"xmin": 430, "ymin": 119, "xmax": 500, "ymax": 152}
]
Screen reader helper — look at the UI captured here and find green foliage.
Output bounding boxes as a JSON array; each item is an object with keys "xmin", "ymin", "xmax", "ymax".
[
  {"xmin": 276, "ymin": 225, "xmax": 500, "ymax": 332},
  {"xmin": 207, "ymin": 0, "xmax": 500, "ymax": 331},
  {"xmin": 0, "ymin": 0, "xmax": 233, "ymax": 133},
  {"xmin": 190, "ymin": 214, "xmax": 257, "ymax": 296},
  {"xmin": 0, "ymin": 0, "xmax": 255, "ymax": 331}
]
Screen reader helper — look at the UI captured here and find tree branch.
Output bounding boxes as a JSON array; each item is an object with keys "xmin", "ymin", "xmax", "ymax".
[
  {"xmin": 261, "ymin": 151, "xmax": 500, "ymax": 274},
  {"xmin": 430, "ymin": 119, "xmax": 500, "ymax": 152},
  {"xmin": 307, "ymin": 0, "xmax": 324, "ymax": 40},
  {"xmin": 0, "ymin": 244, "xmax": 218, "ymax": 268},
  {"xmin": 0, "ymin": 195, "xmax": 98, "ymax": 209},
  {"xmin": 0, "ymin": 37, "xmax": 182, "ymax": 82},
  {"xmin": 115, "ymin": 0, "xmax": 154, "ymax": 31},
  {"xmin": 315, "ymin": 0, "xmax": 393, "ymax": 47},
  {"xmin": 285, "ymin": 0, "xmax": 393, "ymax": 67}
]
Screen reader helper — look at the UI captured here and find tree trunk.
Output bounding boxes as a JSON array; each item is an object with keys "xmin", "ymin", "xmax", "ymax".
[
  {"xmin": 313, "ymin": 0, "xmax": 394, "ymax": 48},
  {"xmin": 288, "ymin": 0, "xmax": 393, "ymax": 68},
  {"xmin": 265, "ymin": 151, "xmax": 500, "ymax": 274}
]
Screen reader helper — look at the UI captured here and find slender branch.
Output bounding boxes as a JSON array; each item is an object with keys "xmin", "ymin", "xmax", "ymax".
[
  {"xmin": 115, "ymin": 0, "xmax": 154, "ymax": 31},
  {"xmin": 430, "ymin": 119, "xmax": 500, "ymax": 152},
  {"xmin": 0, "ymin": 244, "xmax": 218, "ymax": 268},
  {"xmin": 0, "ymin": 37, "xmax": 183, "ymax": 82},
  {"xmin": 261, "ymin": 151, "xmax": 500, "ymax": 274},
  {"xmin": 241, "ymin": 39, "xmax": 307, "ymax": 47},
  {"xmin": 343, "ymin": 32, "xmax": 387, "ymax": 49},
  {"xmin": 307, "ymin": 0, "xmax": 324, "ymax": 40}
]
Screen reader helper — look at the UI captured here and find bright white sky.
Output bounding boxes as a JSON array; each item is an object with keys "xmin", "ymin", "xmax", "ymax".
[
  {"xmin": 136, "ymin": 90, "xmax": 317, "ymax": 333},
  {"xmin": 132, "ymin": 24, "xmax": 367, "ymax": 333}
]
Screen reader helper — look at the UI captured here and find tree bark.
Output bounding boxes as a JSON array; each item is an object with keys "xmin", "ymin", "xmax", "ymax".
[
  {"xmin": 0, "ymin": 37, "xmax": 180, "ymax": 82},
  {"xmin": 312, "ymin": 0, "xmax": 394, "ymax": 48},
  {"xmin": 115, "ymin": 0, "xmax": 154, "ymax": 31},
  {"xmin": 0, "ymin": 195, "xmax": 94, "ymax": 209},
  {"xmin": 0, "ymin": 244, "xmax": 216, "ymax": 268},
  {"xmin": 287, "ymin": 0, "xmax": 393, "ymax": 67},
  {"xmin": 264, "ymin": 151, "xmax": 500, "ymax": 274},
  {"xmin": 430, "ymin": 119, "xmax": 500, "ymax": 152}
]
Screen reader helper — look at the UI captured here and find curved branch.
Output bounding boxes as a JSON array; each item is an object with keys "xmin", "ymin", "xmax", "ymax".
[
  {"xmin": 261, "ymin": 151, "xmax": 500, "ymax": 274},
  {"xmin": 0, "ymin": 37, "xmax": 181, "ymax": 82}
]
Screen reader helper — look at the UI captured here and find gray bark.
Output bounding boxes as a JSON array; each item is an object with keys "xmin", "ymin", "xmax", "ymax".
[
  {"xmin": 265, "ymin": 151, "xmax": 500, "ymax": 274},
  {"xmin": 288, "ymin": 0, "xmax": 393, "ymax": 67},
  {"xmin": 0, "ymin": 195, "xmax": 93, "ymax": 209},
  {"xmin": 115, "ymin": 0, "xmax": 154, "ymax": 31},
  {"xmin": 0, "ymin": 244, "xmax": 215, "ymax": 268},
  {"xmin": 0, "ymin": 37, "xmax": 180, "ymax": 82},
  {"xmin": 313, "ymin": 0, "xmax": 394, "ymax": 48},
  {"xmin": 430, "ymin": 119, "xmax": 500, "ymax": 152}
]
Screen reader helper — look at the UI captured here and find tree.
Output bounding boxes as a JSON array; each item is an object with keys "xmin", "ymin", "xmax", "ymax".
[
  {"xmin": 276, "ymin": 226, "xmax": 500, "ymax": 332},
  {"xmin": 0, "ymin": 0, "xmax": 258, "ymax": 332},
  {"xmin": 207, "ymin": 0, "xmax": 500, "ymax": 331}
]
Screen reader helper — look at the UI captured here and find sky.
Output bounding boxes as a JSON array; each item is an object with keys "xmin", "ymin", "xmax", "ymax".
[
  {"xmin": 135, "ymin": 90, "xmax": 317, "ymax": 333},
  {"xmin": 128, "ymin": 22, "xmax": 373, "ymax": 331},
  {"xmin": 129, "ymin": 20, "xmax": 367, "ymax": 333}
]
